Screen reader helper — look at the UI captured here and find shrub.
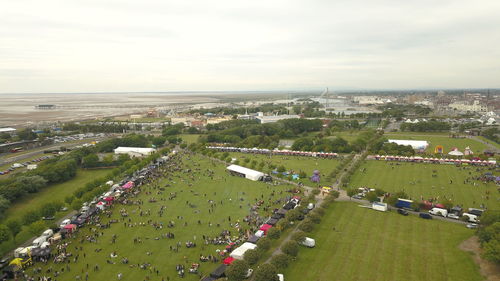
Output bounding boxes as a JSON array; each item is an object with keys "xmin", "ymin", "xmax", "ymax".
[
  {"xmin": 309, "ymin": 213, "xmax": 321, "ymax": 224},
  {"xmin": 311, "ymin": 189, "xmax": 320, "ymax": 195}
]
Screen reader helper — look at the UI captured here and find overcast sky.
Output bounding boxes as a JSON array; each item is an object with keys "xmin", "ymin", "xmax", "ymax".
[{"xmin": 1, "ymin": 0, "xmax": 500, "ymax": 93}]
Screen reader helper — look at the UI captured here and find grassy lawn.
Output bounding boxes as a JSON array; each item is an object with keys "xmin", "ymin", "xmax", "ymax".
[
  {"xmin": 329, "ymin": 131, "xmax": 361, "ymax": 142},
  {"xmin": 227, "ymin": 152, "xmax": 342, "ymax": 186},
  {"xmin": 348, "ymin": 161, "xmax": 499, "ymax": 210},
  {"xmin": 282, "ymin": 202, "xmax": 482, "ymax": 281},
  {"xmin": 477, "ymin": 136, "xmax": 500, "ymax": 150},
  {"xmin": 384, "ymin": 133, "xmax": 489, "ymax": 154},
  {"xmin": 1, "ymin": 168, "xmax": 112, "ymax": 224},
  {"xmin": 180, "ymin": 134, "xmax": 200, "ymax": 144},
  {"xmin": 32, "ymin": 154, "xmax": 296, "ymax": 281}
]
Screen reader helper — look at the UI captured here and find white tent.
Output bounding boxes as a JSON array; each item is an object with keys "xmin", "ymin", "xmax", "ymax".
[
  {"xmin": 230, "ymin": 242, "xmax": 258, "ymax": 260},
  {"xmin": 227, "ymin": 165, "xmax": 265, "ymax": 181},
  {"xmin": 114, "ymin": 147, "xmax": 156, "ymax": 156},
  {"xmin": 448, "ymin": 149, "xmax": 464, "ymax": 156},
  {"xmin": 387, "ymin": 139, "xmax": 429, "ymax": 150}
]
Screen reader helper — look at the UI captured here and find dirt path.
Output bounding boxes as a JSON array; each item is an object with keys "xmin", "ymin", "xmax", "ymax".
[{"xmin": 459, "ymin": 236, "xmax": 500, "ymax": 281}]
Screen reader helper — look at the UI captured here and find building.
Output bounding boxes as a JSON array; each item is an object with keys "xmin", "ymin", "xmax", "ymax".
[
  {"xmin": 448, "ymin": 100, "xmax": 487, "ymax": 113},
  {"xmin": 352, "ymin": 96, "xmax": 386, "ymax": 105},
  {"xmin": 256, "ymin": 115, "xmax": 300, "ymax": 124},
  {"xmin": 0, "ymin": 128, "xmax": 16, "ymax": 134},
  {"xmin": 114, "ymin": 147, "xmax": 156, "ymax": 157}
]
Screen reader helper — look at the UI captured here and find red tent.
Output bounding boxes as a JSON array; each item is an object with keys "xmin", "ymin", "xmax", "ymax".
[
  {"xmin": 223, "ymin": 257, "xmax": 235, "ymax": 265},
  {"xmin": 121, "ymin": 181, "xmax": 134, "ymax": 190},
  {"xmin": 259, "ymin": 224, "xmax": 272, "ymax": 235},
  {"xmin": 64, "ymin": 224, "xmax": 77, "ymax": 232}
]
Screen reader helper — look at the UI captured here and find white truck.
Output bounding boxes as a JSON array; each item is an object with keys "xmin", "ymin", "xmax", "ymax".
[
  {"xmin": 32, "ymin": 236, "xmax": 47, "ymax": 248},
  {"xmin": 429, "ymin": 208, "xmax": 448, "ymax": 217}
]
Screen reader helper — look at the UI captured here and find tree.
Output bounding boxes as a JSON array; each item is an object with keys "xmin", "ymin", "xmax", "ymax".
[
  {"xmin": 291, "ymin": 231, "xmax": 306, "ymax": 243},
  {"xmin": 254, "ymin": 263, "xmax": 279, "ymax": 281},
  {"xmin": 267, "ymin": 227, "xmax": 281, "ymax": 240},
  {"xmin": 23, "ymin": 210, "xmax": 40, "ymax": 224},
  {"xmin": 347, "ymin": 189, "xmax": 357, "ymax": 199},
  {"xmin": 299, "ymin": 219, "xmax": 314, "ymax": 232},
  {"xmin": 277, "ymin": 165, "xmax": 286, "ymax": 173},
  {"xmin": 225, "ymin": 259, "xmax": 249, "ymax": 281},
  {"xmin": 365, "ymin": 192, "xmax": 378, "ymax": 202},
  {"xmin": 481, "ymin": 239, "xmax": 500, "ymax": 264},
  {"xmin": 243, "ymin": 249, "xmax": 260, "ymax": 265},
  {"xmin": 256, "ymin": 237, "xmax": 271, "ymax": 251},
  {"xmin": 82, "ymin": 154, "xmax": 100, "ymax": 168},
  {"xmin": 285, "ymin": 209, "xmax": 302, "ymax": 221},
  {"xmin": 15, "ymin": 176, "xmax": 47, "ymax": 193},
  {"xmin": 28, "ymin": 221, "xmax": 46, "ymax": 236},
  {"xmin": 270, "ymin": 253, "xmax": 291, "ymax": 269},
  {"xmin": 6, "ymin": 220, "xmax": 21, "ymax": 239},
  {"xmin": 0, "ymin": 195, "xmax": 11, "ymax": 217},
  {"xmin": 0, "ymin": 224, "xmax": 10, "ymax": 243},
  {"xmin": 308, "ymin": 213, "xmax": 321, "ymax": 224},
  {"xmin": 281, "ymin": 241, "xmax": 299, "ymax": 256},
  {"xmin": 152, "ymin": 136, "xmax": 167, "ymax": 147}
]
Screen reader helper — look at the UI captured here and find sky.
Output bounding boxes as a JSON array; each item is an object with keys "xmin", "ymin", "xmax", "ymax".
[{"xmin": 1, "ymin": 0, "xmax": 500, "ymax": 93}]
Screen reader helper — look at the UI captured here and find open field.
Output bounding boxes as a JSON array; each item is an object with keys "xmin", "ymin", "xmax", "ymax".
[
  {"xmin": 282, "ymin": 202, "xmax": 482, "ymax": 281},
  {"xmin": 385, "ymin": 133, "xmax": 489, "ymax": 154},
  {"xmin": 180, "ymin": 134, "xmax": 200, "ymax": 145},
  {"xmin": 227, "ymin": 152, "xmax": 342, "ymax": 186},
  {"xmin": 348, "ymin": 161, "xmax": 499, "ymax": 210},
  {"xmin": 31, "ymin": 153, "xmax": 295, "ymax": 280}
]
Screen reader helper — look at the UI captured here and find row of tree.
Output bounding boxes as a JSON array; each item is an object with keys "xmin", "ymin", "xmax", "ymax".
[{"xmin": 400, "ymin": 120, "xmax": 451, "ymax": 132}]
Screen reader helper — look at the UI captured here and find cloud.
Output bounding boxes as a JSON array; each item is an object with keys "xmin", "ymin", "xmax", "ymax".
[{"xmin": 0, "ymin": 0, "xmax": 499, "ymax": 92}]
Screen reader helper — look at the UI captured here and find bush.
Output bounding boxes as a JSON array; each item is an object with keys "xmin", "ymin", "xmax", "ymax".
[
  {"xmin": 257, "ymin": 237, "xmax": 271, "ymax": 251},
  {"xmin": 270, "ymin": 253, "xmax": 291, "ymax": 269},
  {"xmin": 286, "ymin": 209, "xmax": 302, "ymax": 221},
  {"xmin": 311, "ymin": 189, "xmax": 320, "ymax": 195},
  {"xmin": 313, "ymin": 207, "xmax": 325, "ymax": 216},
  {"xmin": 276, "ymin": 218, "xmax": 290, "ymax": 231},
  {"xmin": 267, "ymin": 227, "xmax": 281, "ymax": 240},
  {"xmin": 243, "ymin": 249, "xmax": 261, "ymax": 265},
  {"xmin": 281, "ymin": 240, "xmax": 299, "ymax": 256},
  {"xmin": 299, "ymin": 219, "xmax": 314, "ymax": 232}
]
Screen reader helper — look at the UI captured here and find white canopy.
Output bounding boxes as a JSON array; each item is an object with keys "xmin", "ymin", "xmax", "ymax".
[
  {"xmin": 448, "ymin": 150, "xmax": 464, "ymax": 156},
  {"xmin": 230, "ymin": 242, "xmax": 258, "ymax": 260},
  {"xmin": 227, "ymin": 165, "xmax": 265, "ymax": 181}
]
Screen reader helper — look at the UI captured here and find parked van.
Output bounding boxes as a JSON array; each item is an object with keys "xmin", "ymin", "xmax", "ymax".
[
  {"xmin": 59, "ymin": 219, "xmax": 71, "ymax": 229},
  {"xmin": 462, "ymin": 213, "xmax": 479, "ymax": 223},
  {"xmin": 300, "ymin": 237, "xmax": 316, "ymax": 248},
  {"xmin": 429, "ymin": 208, "xmax": 448, "ymax": 217},
  {"xmin": 32, "ymin": 236, "xmax": 47, "ymax": 248},
  {"xmin": 41, "ymin": 229, "xmax": 54, "ymax": 238}
]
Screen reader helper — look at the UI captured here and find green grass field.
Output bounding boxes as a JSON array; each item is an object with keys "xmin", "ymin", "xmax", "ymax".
[
  {"xmin": 32, "ymin": 154, "xmax": 295, "ymax": 281},
  {"xmin": 282, "ymin": 202, "xmax": 482, "ymax": 281},
  {"xmin": 477, "ymin": 136, "xmax": 500, "ymax": 150},
  {"xmin": 385, "ymin": 133, "xmax": 489, "ymax": 154},
  {"xmin": 227, "ymin": 152, "xmax": 342, "ymax": 186},
  {"xmin": 1, "ymin": 168, "xmax": 112, "ymax": 224},
  {"xmin": 180, "ymin": 134, "xmax": 200, "ymax": 144},
  {"xmin": 348, "ymin": 161, "xmax": 499, "ymax": 210}
]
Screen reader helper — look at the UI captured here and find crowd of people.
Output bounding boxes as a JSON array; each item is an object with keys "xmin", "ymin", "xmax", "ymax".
[{"xmin": 17, "ymin": 150, "xmax": 296, "ymax": 281}]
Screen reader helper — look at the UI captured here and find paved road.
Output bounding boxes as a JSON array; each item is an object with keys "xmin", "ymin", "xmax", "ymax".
[{"xmin": 0, "ymin": 137, "xmax": 108, "ymax": 167}]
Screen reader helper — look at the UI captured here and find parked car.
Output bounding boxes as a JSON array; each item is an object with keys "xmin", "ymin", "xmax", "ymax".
[
  {"xmin": 419, "ymin": 213, "xmax": 432, "ymax": 219},
  {"xmin": 447, "ymin": 213, "xmax": 460, "ymax": 220},
  {"xmin": 397, "ymin": 209, "xmax": 409, "ymax": 216},
  {"xmin": 277, "ymin": 274, "xmax": 284, "ymax": 281},
  {"xmin": 466, "ymin": 223, "xmax": 478, "ymax": 229}
]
